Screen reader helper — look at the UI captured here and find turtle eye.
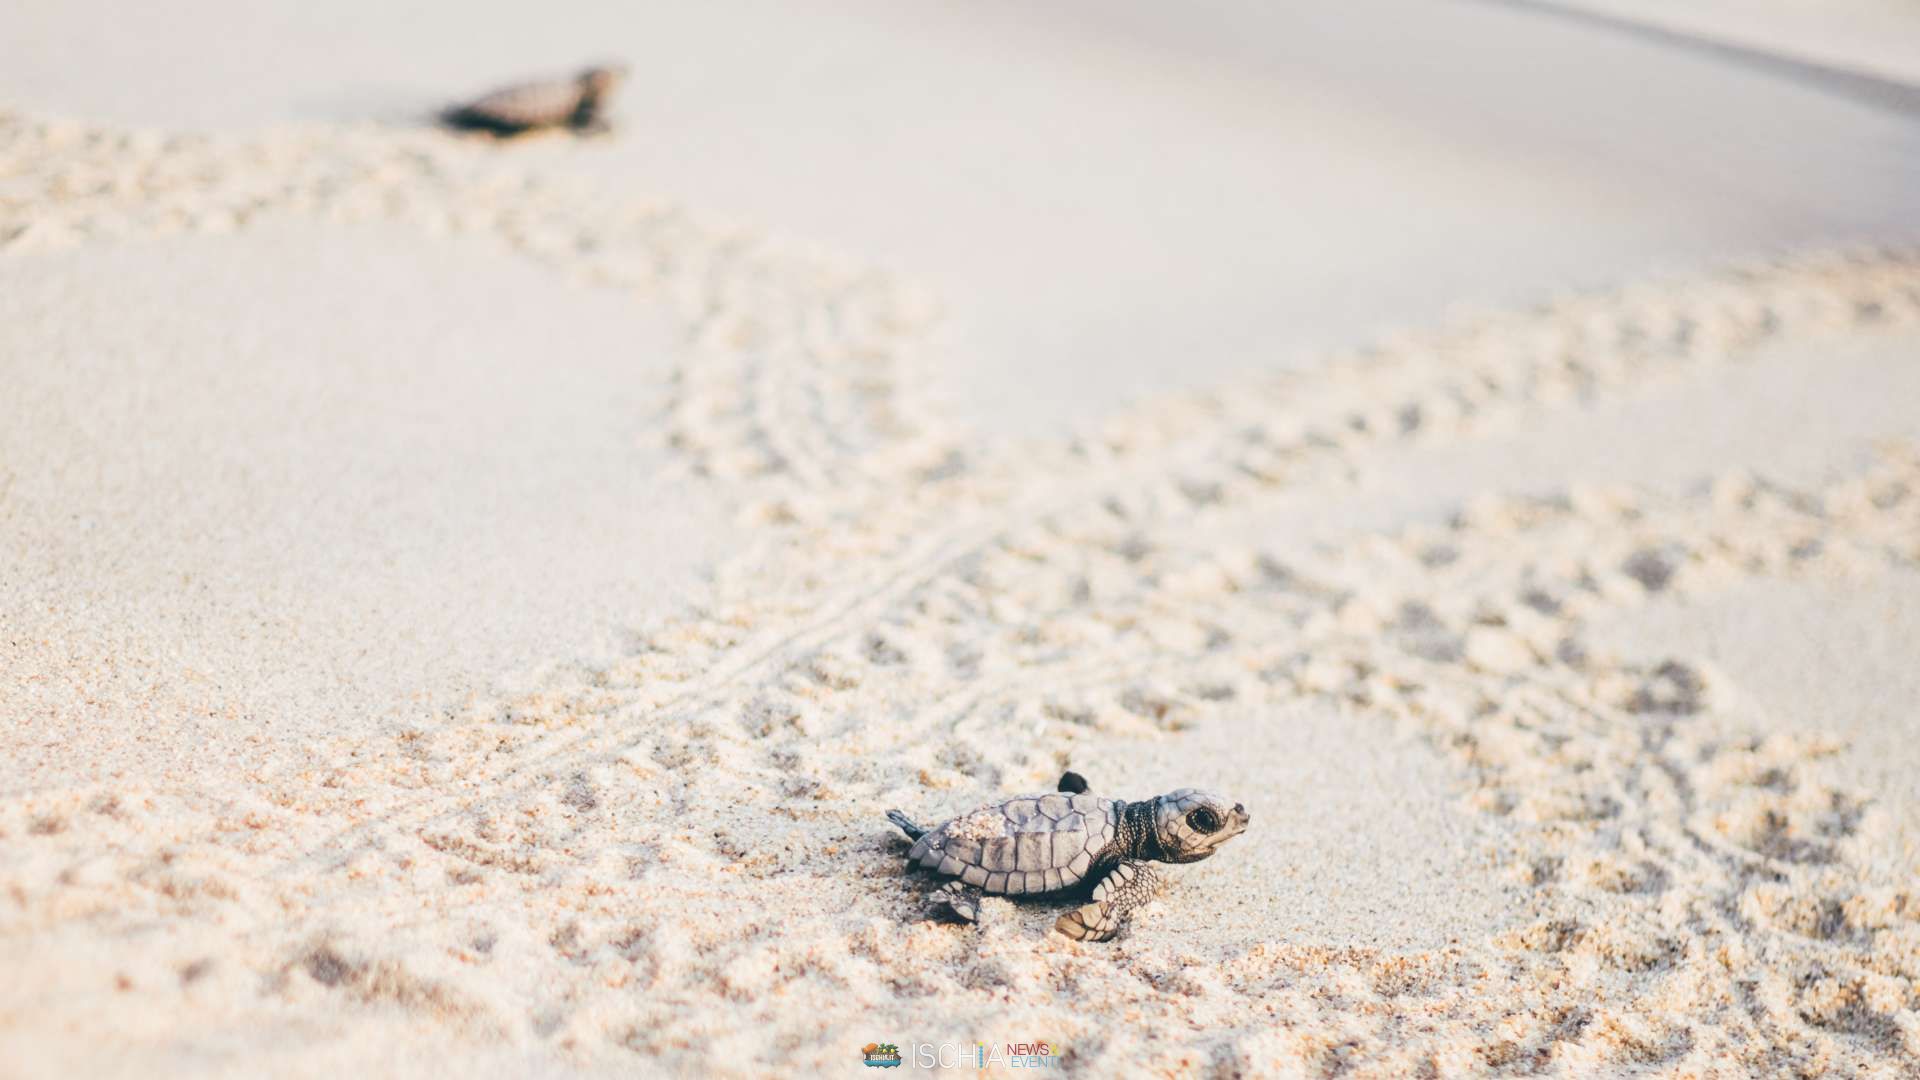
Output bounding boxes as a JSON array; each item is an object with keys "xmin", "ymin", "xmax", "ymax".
[{"xmin": 1187, "ymin": 808, "xmax": 1220, "ymax": 834}]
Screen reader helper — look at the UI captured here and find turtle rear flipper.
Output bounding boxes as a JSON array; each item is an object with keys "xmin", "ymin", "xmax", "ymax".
[
  {"xmin": 440, "ymin": 103, "xmax": 527, "ymax": 136},
  {"xmin": 886, "ymin": 809, "xmax": 927, "ymax": 841},
  {"xmin": 929, "ymin": 881, "xmax": 983, "ymax": 924},
  {"xmin": 1057, "ymin": 770, "xmax": 1090, "ymax": 794}
]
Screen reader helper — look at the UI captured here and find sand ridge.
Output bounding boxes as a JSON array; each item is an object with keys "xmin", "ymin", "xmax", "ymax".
[{"xmin": 4, "ymin": 111, "xmax": 1920, "ymax": 1076}]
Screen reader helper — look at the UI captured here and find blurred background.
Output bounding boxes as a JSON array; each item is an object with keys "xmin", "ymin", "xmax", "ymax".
[{"xmin": 10, "ymin": 0, "xmax": 1920, "ymax": 437}]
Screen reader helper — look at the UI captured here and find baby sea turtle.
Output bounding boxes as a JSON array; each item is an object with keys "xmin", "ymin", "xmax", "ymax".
[
  {"xmin": 442, "ymin": 65, "xmax": 627, "ymax": 136},
  {"xmin": 886, "ymin": 771, "xmax": 1250, "ymax": 941}
]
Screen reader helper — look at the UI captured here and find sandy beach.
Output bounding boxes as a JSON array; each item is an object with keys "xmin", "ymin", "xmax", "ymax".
[{"xmin": 5, "ymin": 2, "xmax": 1920, "ymax": 1076}]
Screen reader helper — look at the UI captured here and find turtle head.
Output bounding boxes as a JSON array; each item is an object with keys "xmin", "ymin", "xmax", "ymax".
[
  {"xmin": 577, "ymin": 64, "xmax": 628, "ymax": 100},
  {"xmin": 1149, "ymin": 789, "xmax": 1249, "ymax": 863}
]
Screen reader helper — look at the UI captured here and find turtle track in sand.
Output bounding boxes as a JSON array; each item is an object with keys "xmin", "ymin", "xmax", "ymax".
[{"xmin": 4, "ymin": 111, "xmax": 1920, "ymax": 1075}]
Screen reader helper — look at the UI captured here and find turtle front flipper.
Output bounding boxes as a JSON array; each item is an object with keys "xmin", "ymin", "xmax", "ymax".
[
  {"xmin": 929, "ymin": 881, "xmax": 984, "ymax": 924},
  {"xmin": 1055, "ymin": 861, "xmax": 1160, "ymax": 942}
]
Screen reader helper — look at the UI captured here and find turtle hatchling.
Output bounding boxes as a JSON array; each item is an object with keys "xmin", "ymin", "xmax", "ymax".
[
  {"xmin": 442, "ymin": 65, "xmax": 627, "ymax": 136},
  {"xmin": 886, "ymin": 771, "xmax": 1250, "ymax": 941}
]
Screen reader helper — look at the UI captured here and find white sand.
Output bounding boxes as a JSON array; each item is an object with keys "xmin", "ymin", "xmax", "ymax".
[
  {"xmin": 8, "ymin": 1, "xmax": 1920, "ymax": 435},
  {"xmin": 1594, "ymin": 571, "xmax": 1920, "ymax": 882},
  {"xmin": 6, "ymin": 2, "xmax": 1920, "ymax": 1076},
  {"xmin": 1, "ymin": 223, "xmax": 728, "ymax": 792},
  {"xmin": 1534, "ymin": 0, "xmax": 1920, "ymax": 88}
]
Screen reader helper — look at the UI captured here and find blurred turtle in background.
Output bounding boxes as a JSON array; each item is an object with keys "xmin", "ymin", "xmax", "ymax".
[{"xmin": 442, "ymin": 65, "xmax": 627, "ymax": 136}]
